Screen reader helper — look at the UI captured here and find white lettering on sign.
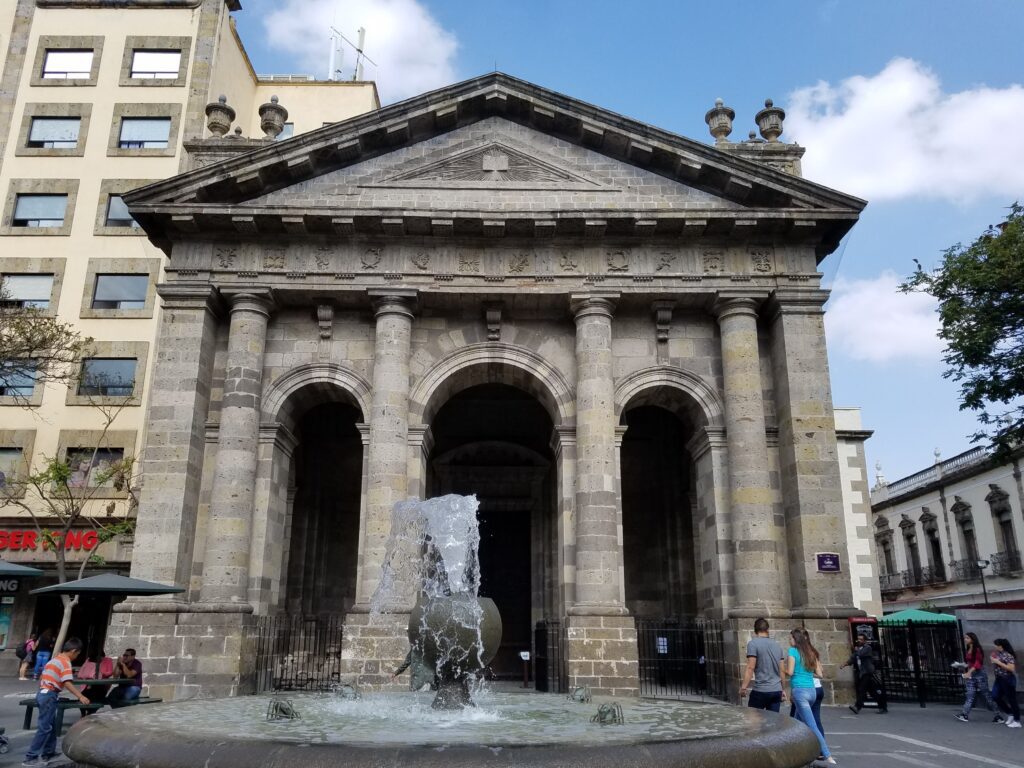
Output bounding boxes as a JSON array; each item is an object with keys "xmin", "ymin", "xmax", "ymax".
[{"xmin": 0, "ymin": 580, "xmax": 18, "ymax": 592}]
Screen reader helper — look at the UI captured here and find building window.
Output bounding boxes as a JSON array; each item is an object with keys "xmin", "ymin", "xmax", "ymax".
[
  {"xmin": 27, "ymin": 117, "xmax": 80, "ymax": 149},
  {"xmin": 118, "ymin": 118, "xmax": 171, "ymax": 149},
  {"xmin": 91, "ymin": 274, "xmax": 148, "ymax": 310},
  {"xmin": 78, "ymin": 358, "xmax": 136, "ymax": 397},
  {"xmin": 276, "ymin": 122, "xmax": 294, "ymax": 141},
  {"xmin": 104, "ymin": 196, "xmax": 139, "ymax": 229},
  {"xmin": 0, "ymin": 447, "xmax": 24, "ymax": 489},
  {"xmin": 0, "ymin": 361, "xmax": 37, "ymax": 398},
  {"xmin": 130, "ymin": 50, "xmax": 181, "ymax": 79},
  {"xmin": 66, "ymin": 447, "xmax": 124, "ymax": 489},
  {"xmin": 41, "ymin": 49, "xmax": 93, "ymax": 80},
  {"xmin": 12, "ymin": 194, "xmax": 67, "ymax": 228},
  {"xmin": 0, "ymin": 274, "xmax": 54, "ymax": 308}
]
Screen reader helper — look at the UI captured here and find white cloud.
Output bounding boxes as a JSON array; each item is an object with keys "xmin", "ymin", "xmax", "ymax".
[
  {"xmin": 785, "ymin": 58, "xmax": 1024, "ymax": 202},
  {"xmin": 260, "ymin": 0, "xmax": 458, "ymax": 103},
  {"xmin": 824, "ymin": 270, "xmax": 943, "ymax": 363}
]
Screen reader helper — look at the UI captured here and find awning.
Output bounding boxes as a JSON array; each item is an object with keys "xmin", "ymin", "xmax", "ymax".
[
  {"xmin": 29, "ymin": 573, "xmax": 184, "ymax": 596},
  {"xmin": 0, "ymin": 561, "xmax": 44, "ymax": 577},
  {"xmin": 878, "ymin": 608, "xmax": 958, "ymax": 625}
]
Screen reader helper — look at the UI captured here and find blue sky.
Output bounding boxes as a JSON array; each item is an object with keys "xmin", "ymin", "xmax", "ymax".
[{"xmin": 233, "ymin": 0, "xmax": 1024, "ymax": 482}]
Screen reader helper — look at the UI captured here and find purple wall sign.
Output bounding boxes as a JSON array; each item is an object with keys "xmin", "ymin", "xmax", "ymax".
[{"xmin": 816, "ymin": 552, "xmax": 842, "ymax": 573}]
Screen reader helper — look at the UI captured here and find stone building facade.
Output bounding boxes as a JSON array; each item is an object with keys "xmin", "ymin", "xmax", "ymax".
[{"xmin": 112, "ymin": 73, "xmax": 867, "ymax": 701}]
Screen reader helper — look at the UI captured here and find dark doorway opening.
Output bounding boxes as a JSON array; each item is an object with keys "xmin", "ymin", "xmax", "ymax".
[
  {"xmin": 621, "ymin": 405, "xmax": 696, "ymax": 618},
  {"xmin": 32, "ymin": 592, "xmax": 113, "ymax": 658},
  {"xmin": 427, "ymin": 383, "xmax": 556, "ymax": 680},
  {"xmin": 285, "ymin": 401, "xmax": 362, "ymax": 616}
]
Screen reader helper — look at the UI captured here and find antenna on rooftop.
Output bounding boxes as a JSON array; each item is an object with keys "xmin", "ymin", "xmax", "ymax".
[{"xmin": 326, "ymin": 25, "xmax": 376, "ymax": 82}]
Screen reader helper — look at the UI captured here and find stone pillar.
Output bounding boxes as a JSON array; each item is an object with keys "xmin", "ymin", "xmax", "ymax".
[
  {"xmin": 247, "ymin": 422, "xmax": 297, "ymax": 612},
  {"xmin": 713, "ymin": 293, "xmax": 786, "ymax": 616},
  {"xmin": 767, "ymin": 289, "xmax": 858, "ymax": 616},
  {"xmin": 199, "ymin": 290, "xmax": 274, "ymax": 606},
  {"xmin": 566, "ymin": 294, "xmax": 637, "ymax": 696},
  {"xmin": 128, "ymin": 283, "xmax": 221, "ymax": 588},
  {"xmin": 342, "ymin": 290, "xmax": 416, "ymax": 687}
]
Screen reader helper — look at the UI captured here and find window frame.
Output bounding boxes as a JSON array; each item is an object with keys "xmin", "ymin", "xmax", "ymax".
[
  {"xmin": 30, "ymin": 36, "xmax": 104, "ymax": 87},
  {"xmin": 16, "ymin": 103, "xmax": 92, "ymax": 157},
  {"xmin": 2, "ymin": 179, "xmax": 79, "ymax": 237},
  {"xmin": 0, "ymin": 257, "xmax": 66, "ymax": 319},
  {"xmin": 80, "ymin": 257, "xmax": 159, "ymax": 319},
  {"xmin": 0, "ymin": 430, "xmax": 37, "ymax": 498},
  {"xmin": 65, "ymin": 341, "xmax": 148, "ymax": 406},
  {"xmin": 91, "ymin": 274, "xmax": 149, "ymax": 310},
  {"xmin": 55, "ymin": 429, "xmax": 136, "ymax": 499},
  {"xmin": 0, "ymin": 273, "xmax": 55, "ymax": 309},
  {"xmin": 118, "ymin": 36, "xmax": 191, "ymax": 88},
  {"xmin": 77, "ymin": 357, "xmax": 138, "ymax": 398},
  {"xmin": 107, "ymin": 103, "xmax": 182, "ymax": 158}
]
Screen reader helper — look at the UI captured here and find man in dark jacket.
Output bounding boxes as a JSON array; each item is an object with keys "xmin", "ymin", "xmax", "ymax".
[{"xmin": 842, "ymin": 634, "xmax": 887, "ymax": 713}]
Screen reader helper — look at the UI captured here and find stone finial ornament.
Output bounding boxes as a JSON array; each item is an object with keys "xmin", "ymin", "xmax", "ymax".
[
  {"xmin": 204, "ymin": 95, "xmax": 235, "ymax": 137},
  {"xmin": 259, "ymin": 95, "xmax": 289, "ymax": 140},
  {"xmin": 704, "ymin": 98, "xmax": 735, "ymax": 144},
  {"xmin": 755, "ymin": 98, "xmax": 785, "ymax": 142}
]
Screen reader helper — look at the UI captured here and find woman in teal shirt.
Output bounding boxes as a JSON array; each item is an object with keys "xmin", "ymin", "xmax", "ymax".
[{"xmin": 787, "ymin": 628, "xmax": 835, "ymax": 764}]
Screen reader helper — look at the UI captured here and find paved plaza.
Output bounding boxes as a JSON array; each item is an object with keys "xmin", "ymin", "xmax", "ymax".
[{"xmin": 0, "ymin": 673, "xmax": 1019, "ymax": 768}]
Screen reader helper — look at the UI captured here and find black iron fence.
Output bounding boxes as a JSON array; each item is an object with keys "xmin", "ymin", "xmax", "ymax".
[
  {"xmin": 878, "ymin": 619, "xmax": 965, "ymax": 705},
  {"xmin": 636, "ymin": 617, "xmax": 727, "ymax": 701},
  {"xmin": 246, "ymin": 615, "xmax": 345, "ymax": 693},
  {"xmin": 991, "ymin": 550, "xmax": 1023, "ymax": 576},
  {"xmin": 533, "ymin": 619, "xmax": 566, "ymax": 693}
]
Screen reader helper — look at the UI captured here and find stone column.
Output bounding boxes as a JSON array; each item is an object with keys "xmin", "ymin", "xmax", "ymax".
[
  {"xmin": 566, "ymin": 294, "xmax": 637, "ymax": 697},
  {"xmin": 247, "ymin": 422, "xmax": 297, "ymax": 612},
  {"xmin": 199, "ymin": 290, "xmax": 274, "ymax": 606},
  {"xmin": 767, "ymin": 289, "xmax": 857, "ymax": 616},
  {"xmin": 713, "ymin": 293, "xmax": 786, "ymax": 616},
  {"xmin": 342, "ymin": 290, "xmax": 416, "ymax": 688}
]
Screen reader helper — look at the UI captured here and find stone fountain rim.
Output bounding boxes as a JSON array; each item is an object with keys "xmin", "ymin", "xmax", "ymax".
[{"xmin": 63, "ymin": 695, "xmax": 819, "ymax": 768}]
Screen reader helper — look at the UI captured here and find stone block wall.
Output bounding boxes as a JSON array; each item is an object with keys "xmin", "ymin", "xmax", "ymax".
[
  {"xmin": 565, "ymin": 615, "xmax": 639, "ymax": 696},
  {"xmin": 339, "ymin": 612, "xmax": 410, "ymax": 688}
]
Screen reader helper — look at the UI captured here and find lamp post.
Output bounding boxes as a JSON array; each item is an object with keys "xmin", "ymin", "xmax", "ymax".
[{"xmin": 977, "ymin": 559, "xmax": 991, "ymax": 606}]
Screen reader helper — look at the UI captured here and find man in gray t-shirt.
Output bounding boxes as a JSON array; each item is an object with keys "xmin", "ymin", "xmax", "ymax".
[{"xmin": 739, "ymin": 618, "xmax": 786, "ymax": 711}]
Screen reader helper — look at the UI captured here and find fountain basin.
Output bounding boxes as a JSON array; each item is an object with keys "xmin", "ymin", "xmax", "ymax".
[{"xmin": 64, "ymin": 691, "xmax": 819, "ymax": 767}]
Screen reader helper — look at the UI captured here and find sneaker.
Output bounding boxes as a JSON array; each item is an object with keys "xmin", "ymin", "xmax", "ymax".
[
  {"xmin": 1009, "ymin": 720, "xmax": 1022, "ymax": 728},
  {"xmin": 994, "ymin": 715, "xmax": 1006, "ymax": 723},
  {"xmin": 956, "ymin": 713, "xmax": 969, "ymax": 722},
  {"xmin": 21, "ymin": 759, "xmax": 42, "ymax": 767}
]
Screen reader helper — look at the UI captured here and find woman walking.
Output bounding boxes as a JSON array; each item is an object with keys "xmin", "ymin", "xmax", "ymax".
[
  {"xmin": 956, "ymin": 632, "xmax": 1001, "ymax": 723},
  {"xmin": 787, "ymin": 628, "xmax": 836, "ymax": 764},
  {"xmin": 991, "ymin": 638, "xmax": 1022, "ymax": 728},
  {"xmin": 17, "ymin": 632, "xmax": 36, "ymax": 681}
]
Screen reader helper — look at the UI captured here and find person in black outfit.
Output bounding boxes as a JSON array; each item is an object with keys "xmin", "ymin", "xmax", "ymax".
[{"xmin": 841, "ymin": 634, "xmax": 887, "ymax": 713}]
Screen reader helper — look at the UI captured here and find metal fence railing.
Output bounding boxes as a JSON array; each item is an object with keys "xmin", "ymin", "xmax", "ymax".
[
  {"xmin": 878, "ymin": 619, "xmax": 965, "ymax": 705},
  {"xmin": 246, "ymin": 615, "xmax": 345, "ymax": 693},
  {"xmin": 533, "ymin": 619, "xmax": 566, "ymax": 693},
  {"xmin": 635, "ymin": 617, "xmax": 727, "ymax": 701}
]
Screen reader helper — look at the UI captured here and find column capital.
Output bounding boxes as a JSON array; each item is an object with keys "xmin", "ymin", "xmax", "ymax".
[
  {"xmin": 221, "ymin": 287, "xmax": 275, "ymax": 317},
  {"xmin": 407, "ymin": 424, "xmax": 434, "ymax": 458},
  {"xmin": 685, "ymin": 425, "xmax": 727, "ymax": 461},
  {"xmin": 764, "ymin": 288, "xmax": 831, "ymax": 321},
  {"xmin": 711, "ymin": 290, "xmax": 769, "ymax": 322},
  {"xmin": 570, "ymin": 292, "xmax": 620, "ymax": 320},
  {"xmin": 156, "ymin": 282, "xmax": 224, "ymax": 314},
  {"xmin": 368, "ymin": 288, "xmax": 417, "ymax": 318},
  {"xmin": 258, "ymin": 421, "xmax": 298, "ymax": 458}
]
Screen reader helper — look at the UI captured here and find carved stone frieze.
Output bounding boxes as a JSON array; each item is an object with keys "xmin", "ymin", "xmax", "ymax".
[
  {"xmin": 606, "ymin": 250, "xmax": 630, "ymax": 272},
  {"xmin": 361, "ymin": 248, "xmax": 382, "ymax": 270}
]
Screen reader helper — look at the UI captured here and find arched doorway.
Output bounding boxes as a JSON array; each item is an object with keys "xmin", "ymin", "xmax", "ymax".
[
  {"xmin": 426, "ymin": 383, "xmax": 556, "ymax": 679},
  {"xmin": 283, "ymin": 401, "xmax": 362, "ymax": 616},
  {"xmin": 620, "ymin": 404, "xmax": 697, "ymax": 618}
]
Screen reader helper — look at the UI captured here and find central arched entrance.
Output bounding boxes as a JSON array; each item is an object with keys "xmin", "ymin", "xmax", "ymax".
[{"xmin": 426, "ymin": 382, "xmax": 556, "ymax": 680}]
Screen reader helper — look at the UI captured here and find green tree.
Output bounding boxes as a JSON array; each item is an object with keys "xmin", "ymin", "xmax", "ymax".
[{"xmin": 901, "ymin": 203, "xmax": 1024, "ymax": 456}]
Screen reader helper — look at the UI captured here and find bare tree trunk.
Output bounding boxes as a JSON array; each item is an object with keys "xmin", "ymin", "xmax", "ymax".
[{"xmin": 53, "ymin": 594, "xmax": 77, "ymax": 654}]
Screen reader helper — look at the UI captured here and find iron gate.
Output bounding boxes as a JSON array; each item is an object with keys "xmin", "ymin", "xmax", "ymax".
[
  {"xmin": 533, "ymin": 619, "xmax": 566, "ymax": 693},
  {"xmin": 636, "ymin": 617, "xmax": 727, "ymax": 701},
  {"xmin": 247, "ymin": 615, "xmax": 345, "ymax": 693},
  {"xmin": 879, "ymin": 620, "xmax": 965, "ymax": 705}
]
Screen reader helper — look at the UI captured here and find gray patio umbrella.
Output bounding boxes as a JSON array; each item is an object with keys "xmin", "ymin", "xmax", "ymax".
[
  {"xmin": 29, "ymin": 573, "xmax": 184, "ymax": 596},
  {"xmin": 0, "ymin": 560, "xmax": 43, "ymax": 577}
]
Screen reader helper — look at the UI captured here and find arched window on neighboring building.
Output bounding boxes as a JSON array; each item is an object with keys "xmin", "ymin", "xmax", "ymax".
[
  {"xmin": 900, "ymin": 514, "xmax": 922, "ymax": 587},
  {"xmin": 986, "ymin": 484, "xmax": 1022, "ymax": 574},
  {"xmin": 919, "ymin": 507, "xmax": 945, "ymax": 583},
  {"xmin": 951, "ymin": 496, "xmax": 982, "ymax": 580},
  {"xmin": 874, "ymin": 517, "xmax": 898, "ymax": 592}
]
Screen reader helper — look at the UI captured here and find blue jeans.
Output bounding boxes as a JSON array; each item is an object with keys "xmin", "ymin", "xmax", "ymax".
[
  {"xmin": 789, "ymin": 685, "xmax": 825, "ymax": 736},
  {"xmin": 792, "ymin": 686, "xmax": 830, "ymax": 758},
  {"xmin": 110, "ymin": 685, "xmax": 141, "ymax": 702},
  {"xmin": 992, "ymin": 674, "xmax": 1020, "ymax": 719},
  {"xmin": 748, "ymin": 689, "xmax": 782, "ymax": 712},
  {"xmin": 32, "ymin": 651, "xmax": 51, "ymax": 678},
  {"xmin": 962, "ymin": 670, "xmax": 997, "ymax": 717},
  {"xmin": 26, "ymin": 689, "xmax": 60, "ymax": 760}
]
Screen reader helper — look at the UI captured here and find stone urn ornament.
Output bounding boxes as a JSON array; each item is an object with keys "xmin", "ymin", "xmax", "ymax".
[
  {"xmin": 704, "ymin": 98, "xmax": 735, "ymax": 144},
  {"xmin": 259, "ymin": 95, "xmax": 289, "ymax": 140},
  {"xmin": 204, "ymin": 95, "xmax": 235, "ymax": 137},
  {"xmin": 755, "ymin": 98, "xmax": 785, "ymax": 142}
]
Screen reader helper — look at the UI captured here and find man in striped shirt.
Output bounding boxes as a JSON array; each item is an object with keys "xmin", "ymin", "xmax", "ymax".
[{"xmin": 23, "ymin": 637, "xmax": 89, "ymax": 766}]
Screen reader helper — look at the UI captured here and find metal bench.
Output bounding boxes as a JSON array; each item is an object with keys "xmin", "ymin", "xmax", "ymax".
[{"xmin": 20, "ymin": 698, "xmax": 103, "ymax": 732}]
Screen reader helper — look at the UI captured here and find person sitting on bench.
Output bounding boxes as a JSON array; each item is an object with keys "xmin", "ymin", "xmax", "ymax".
[{"xmin": 107, "ymin": 648, "xmax": 143, "ymax": 703}]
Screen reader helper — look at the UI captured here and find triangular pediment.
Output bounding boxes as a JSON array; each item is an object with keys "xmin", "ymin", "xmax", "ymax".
[{"xmin": 125, "ymin": 72, "xmax": 865, "ymax": 253}]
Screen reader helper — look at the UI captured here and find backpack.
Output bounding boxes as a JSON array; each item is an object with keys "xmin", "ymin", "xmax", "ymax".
[{"xmin": 15, "ymin": 641, "xmax": 28, "ymax": 660}]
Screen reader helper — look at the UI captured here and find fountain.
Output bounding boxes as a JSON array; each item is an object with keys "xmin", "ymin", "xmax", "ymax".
[{"xmin": 63, "ymin": 494, "xmax": 819, "ymax": 768}]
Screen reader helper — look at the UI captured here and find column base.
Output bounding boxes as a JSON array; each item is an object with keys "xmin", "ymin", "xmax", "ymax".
[
  {"xmin": 340, "ymin": 612, "xmax": 410, "ymax": 689},
  {"xmin": 565, "ymin": 613, "xmax": 639, "ymax": 696},
  {"xmin": 106, "ymin": 604, "xmax": 250, "ymax": 701},
  {"xmin": 728, "ymin": 604, "xmax": 790, "ymax": 619}
]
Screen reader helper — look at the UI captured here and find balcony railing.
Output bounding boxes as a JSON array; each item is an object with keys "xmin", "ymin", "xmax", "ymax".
[
  {"xmin": 951, "ymin": 559, "xmax": 983, "ymax": 581},
  {"xmin": 898, "ymin": 566, "xmax": 947, "ymax": 589},
  {"xmin": 990, "ymin": 550, "xmax": 1023, "ymax": 576},
  {"xmin": 880, "ymin": 572, "xmax": 903, "ymax": 592}
]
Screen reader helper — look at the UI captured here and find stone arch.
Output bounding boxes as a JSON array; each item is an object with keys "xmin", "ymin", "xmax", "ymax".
[
  {"xmin": 262, "ymin": 362, "xmax": 372, "ymax": 430},
  {"xmin": 409, "ymin": 342, "xmax": 574, "ymax": 427},
  {"xmin": 614, "ymin": 365, "xmax": 725, "ymax": 429}
]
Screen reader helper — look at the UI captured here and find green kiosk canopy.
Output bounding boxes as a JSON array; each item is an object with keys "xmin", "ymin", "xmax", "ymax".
[{"xmin": 878, "ymin": 608, "xmax": 958, "ymax": 625}]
